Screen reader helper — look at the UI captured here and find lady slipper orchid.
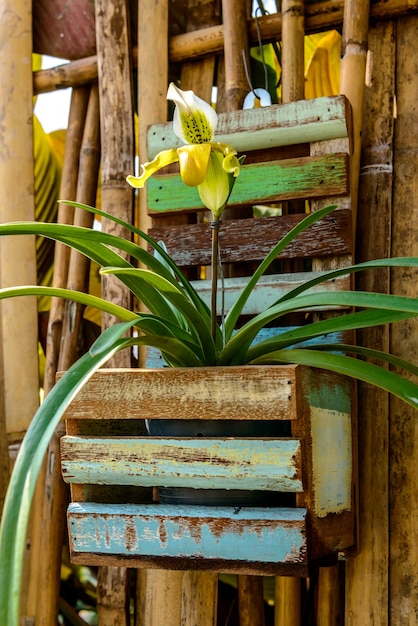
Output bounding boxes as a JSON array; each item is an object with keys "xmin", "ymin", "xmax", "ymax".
[{"xmin": 126, "ymin": 83, "xmax": 241, "ymax": 219}]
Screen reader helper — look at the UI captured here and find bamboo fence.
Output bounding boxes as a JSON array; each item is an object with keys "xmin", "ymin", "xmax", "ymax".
[{"xmin": 1, "ymin": 0, "xmax": 418, "ymax": 624}]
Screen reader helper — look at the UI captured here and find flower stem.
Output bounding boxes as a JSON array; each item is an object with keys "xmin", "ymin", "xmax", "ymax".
[{"xmin": 210, "ymin": 220, "xmax": 221, "ymax": 342}]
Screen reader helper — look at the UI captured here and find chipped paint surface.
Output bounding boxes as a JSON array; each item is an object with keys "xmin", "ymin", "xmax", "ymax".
[
  {"xmin": 61, "ymin": 437, "xmax": 303, "ymax": 491},
  {"xmin": 68, "ymin": 503, "xmax": 307, "ymax": 565},
  {"xmin": 310, "ymin": 406, "xmax": 352, "ymax": 517}
]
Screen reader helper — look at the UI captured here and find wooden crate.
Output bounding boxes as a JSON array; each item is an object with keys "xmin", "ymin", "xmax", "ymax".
[
  {"xmin": 61, "ymin": 95, "xmax": 357, "ymax": 575},
  {"xmin": 62, "ymin": 364, "xmax": 355, "ymax": 576}
]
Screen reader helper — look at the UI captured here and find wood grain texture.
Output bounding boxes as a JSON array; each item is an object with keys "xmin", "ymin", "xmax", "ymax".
[
  {"xmin": 345, "ymin": 19, "xmax": 395, "ymax": 626},
  {"xmin": 61, "ymin": 437, "xmax": 303, "ymax": 492},
  {"xmin": 62, "ymin": 366, "xmax": 300, "ymax": 422},
  {"xmin": 147, "ymin": 95, "xmax": 351, "ymax": 159},
  {"xmin": 389, "ymin": 13, "xmax": 418, "ymax": 626},
  {"xmin": 149, "ymin": 209, "xmax": 352, "ymax": 268},
  {"xmin": 147, "ymin": 153, "xmax": 349, "ymax": 215}
]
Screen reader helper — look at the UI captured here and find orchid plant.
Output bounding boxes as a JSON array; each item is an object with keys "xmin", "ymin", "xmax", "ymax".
[{"xmin": 1, "ymin": 83, "xmax": 418, "ymax": 625}]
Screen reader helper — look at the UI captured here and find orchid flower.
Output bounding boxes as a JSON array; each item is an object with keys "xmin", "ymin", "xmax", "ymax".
[{"xmin": 127, "ymin": 83, "xmax": 241, "ymax": 219}]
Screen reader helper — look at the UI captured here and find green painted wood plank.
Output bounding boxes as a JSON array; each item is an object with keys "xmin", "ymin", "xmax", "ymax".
[
  {"xmin": 61, "ymin": 437, "xmax": 303, "ymax": 491},
  {"xmin": 147, "ymin": 95, "xmax": 351, "ymax": 158},
  {"xmin": 67, "ymin": 502, "xmax": 308, "ymax": 569},
  {"xmin": 147, "ymin": 152, "xmax": 348, "ymax": 213}
]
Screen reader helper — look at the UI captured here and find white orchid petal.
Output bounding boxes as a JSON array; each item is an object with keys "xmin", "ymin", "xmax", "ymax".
[{"xmin": 167, "ymin": 82, "xmax": 218, "ymax": 144}]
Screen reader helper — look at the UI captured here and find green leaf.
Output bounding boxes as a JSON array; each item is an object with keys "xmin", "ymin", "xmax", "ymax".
[
  {"xmin": 248, "ymin": 348, "xmax": 418, "ymax": 411},
  {"xmin": 0, "ymin": 285, "xmax": 138, "ymax": 321},
  {"xmin": 224, "ymin": 204, "xmax": 338, "ymax": 340},
  {"xmin": 101, "ymin": 267, "xmax": 217, "ymax": 364},
  {"xmin": 219, "ymin": 290, "xmax": 418, "ymax": 365},
  {"xmin": 0, "ymin": 330, "xmax": 129, "ymax": 626},
  {"xmin": 244, "ymin": 308, "xmax": 413, "ymax": 362}
]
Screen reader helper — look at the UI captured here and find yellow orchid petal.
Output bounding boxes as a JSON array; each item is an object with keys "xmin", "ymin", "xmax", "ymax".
[
  {"xmin": 126, "ymin": 148, "xmax": 179, "ymax": 188},
  {"xmin": 198, "ymin": 151, "xmax": 231, "ymax": 219},
  {"xmin": 223, "ymin": 153, "xmax": 241, "ymax": 177},
  {"xmin": 167, "ymin": 82, "xmax": 218, "ymax": 145},
  {"xmin": 177, "ymin": 143, "xmax": 211, "ymax": 187}
]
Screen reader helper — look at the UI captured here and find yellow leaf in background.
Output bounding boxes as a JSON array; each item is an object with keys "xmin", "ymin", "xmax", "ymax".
[{"xmin": 305, "ymin": 30, "xmax": 341, "ymax": 99}]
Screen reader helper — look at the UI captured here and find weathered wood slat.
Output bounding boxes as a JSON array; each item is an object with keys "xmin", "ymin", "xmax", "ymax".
[
  {"xmin": 191, "ymin": 271, "xmax": 351, "ymax": 316},
  {"xmin": 147, "ymin": 95, "xmax": 351, "ymax": 159},
  {"xmin": 61, "ymin": 437, "xmax": 303, "ymax": 492},
  {"xmin": 147, "ymin": 152, "xmax": 349, "ymax": 214},
  {"xmin": 149, "ymin": 208, "xmax": 352, "ymax": 267},
  {"xmin": 67, "ymin": 502, "xmax": 308, "ymax": 575},
  {"xmin": 63, "ymin": 366, "xmax": 300, "ymax": 422}
]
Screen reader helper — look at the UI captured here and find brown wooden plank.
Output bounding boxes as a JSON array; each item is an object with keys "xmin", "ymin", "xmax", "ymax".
[
  {"xmin": 149, "ymin": 208, "xmax": 352, "ymax": 267},
  {"xmin": 62, "ymin": 366, "xmax": 300, "ymax": 422}
]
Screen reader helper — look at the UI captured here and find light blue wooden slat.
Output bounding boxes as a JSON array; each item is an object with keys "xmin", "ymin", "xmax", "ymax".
[
  {"xmin": 147, "ymin": 95, "xmax": 350, "ymax": 158},
  {"xmin": 61, "ymin": 437, "xmax": 303, "ymax": 491},
  {"xmin": 68, "ymin": 503, "xmax": 308, "ymax": 566},
  {"xmin": 191, "ymin": 271, "xmax": 351, "ymax": 316},
  {"xmin": 146, "ymin": 152, "xmax": 348, "ymax": 213}
]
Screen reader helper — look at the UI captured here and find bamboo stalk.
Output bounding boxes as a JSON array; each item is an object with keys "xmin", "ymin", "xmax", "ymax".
[
  {"xmin": 59, "ymin": 84, "xmax": 101, "ymax": 371},
  {"xmin": 281, "ymin": 0, "xmax": 305, "ymax": 103},
  {"xmin": 275, "ymin": 577, "xmax": 301, "ymax": 626},
  {"xmin": 32, "ymin": 1, "xmax": 418, "ymax": 95},
  {"xmin": 388, "ymin": 14, "xmax": 418, "ymax": 625},
  {"xmin": 221, "ymin": 0, "xmax": 251, "ymax": 111},
  {"xmin": 44, "ymin": 86, "xmax": 90, "ymax": 395},
  {"xmin": 135, "ymin": 569, "xmax": 183, "ymax": 626},
  {"xmin": 0, "ymin": 0, "xmax": 39, "ymax": 440},
  {"xmin": 237, "ymin": 575, "xmax": 265, "ymax": 626},
  {"xmin": 344, "ymin": 20, "xmax": 395, "ymax": 625},
  {"xmin": 339, "ymin": 0, "xmax": 371, "ymax": 229},
  {"xmin": 317, "ymin": 564, "xmax": 344, "ymax": 626},
  {"xmin": 181, "ymin": 571, "xmax": 218, "ymax": 626},
  {"xmin": 94, "ymin": 1, "xmax": 134, "ymax": 621}
]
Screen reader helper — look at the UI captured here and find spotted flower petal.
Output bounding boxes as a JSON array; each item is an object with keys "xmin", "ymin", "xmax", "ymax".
[
  {"xmin": 126, "ymin": 148, "xmax": 179, "ymax": 189},
  {"xmin": 167, "ymin": 82, "xmax": 218, "ymax": 145}
]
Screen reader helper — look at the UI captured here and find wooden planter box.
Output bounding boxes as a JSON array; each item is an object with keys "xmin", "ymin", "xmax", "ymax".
[{"xmin": 61, "ymin": 364, "xmax": 356, "ymax": 576}]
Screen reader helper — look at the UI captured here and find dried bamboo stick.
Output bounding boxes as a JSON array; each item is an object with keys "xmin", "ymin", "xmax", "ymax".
[
  {"xmin": 275, "ymin": 577, "xmax": 301, "ymax": 626},
  {"xmin": 281, "ymin": 0, "xmax": 305, "ymax": 103},
  {"xmin": 237, "ymin": 575, "xmax": 265, "ymax": 626},
  {"xmin": 27, "ymin": 88, "xmax": 91, "ymax": 626},
  {"xmin": 339, "ymin": 0, "xmax": 371, "ymax": 228},
  {"xmin": 387, "ymin": 14, "xmax": 418, "ymax": 625},
  {"xmin": 32, "ymin": 1, "xmax": 418, "ymax": 96},
  {"xmin": 221, "ymin": 0, "xmax": 251, "ymax": 111},
  {"xmin": 181, "ymin": 571, "xmax": 218, "ymax": 626},
  {"xmin": 135, "ymin": 569, "xmax": 183, "ymax": 626},
  {"xmin": 44, "ymin": 86, "xmax": 90, "ymax": 395},
  {"xmin": 344, "ymin": 21, "xmax": 395, "ymax": 624},
  {"xmin": 59, "ymin": 84, "xmax": 101, "ymax": 371},
  {"xmin": 94, "ymin": 0, "xmax": 134, "ymax": 621}
]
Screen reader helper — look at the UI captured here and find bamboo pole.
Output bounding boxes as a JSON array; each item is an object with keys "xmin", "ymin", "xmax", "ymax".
[
  {"xmin": 136, "ymin": 569, "xmax": 183, "ymax": 626},
  {"xmin": 26, "ymin": 87, "xmax": 91, "ymax": 626},
  {"xmin": 181, "ymin": 572, "xmax": 218, "ymax": 626},
  {"xmin": 275, "ymin": 577, "xmax": 301, "ymax": 626},
  {"xmin": 339, "ymin": 0, "xmax": 371, "ymax": 229},
  {"xmin": 238, "ymin": 575, "xmax": 265, "ymax": 626},
  {"xmin": 344, "ymin": 19, "xmax": 395, "ymax": 625},
  {"xmin": 0, "ymin": 0, "xmax": 39, "ymax": 439},
  {"xmin": 32, "ymin": 2, "xmax": 418, "ymax": 96},
  {"xmin": 388, "ymin": 14, "xmax": 418, "ymax": 625},
  {"xmin": 44, "ymin": 86, "xmax": 90, "ymax": 395},
  {"xmin": 94, "ymin": 0, "xmax": 135, "ymax": 622},
  {"xmin": 59, "ymin": 84, "xmax": 101, "ymax": 371},
  {"xmin": 221, "ymin": 0, "xmax": 251, "ymax": 111},
  {"xmin": 281, "ymin": 0, "xmax": 305, "ymax": 103}
]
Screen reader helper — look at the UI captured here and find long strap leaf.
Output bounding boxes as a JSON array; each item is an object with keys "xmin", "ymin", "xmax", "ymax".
[
  {"xmin": 0, "ymin": 331, "xmax": 128, "ymax": 626},
  {"xmin": 224, "ymin": 204, "xmax": 338, "ymax": 340},
  {"xmin": 248, "ymin": 348, "xmax": 418, "ymax": 411}
]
